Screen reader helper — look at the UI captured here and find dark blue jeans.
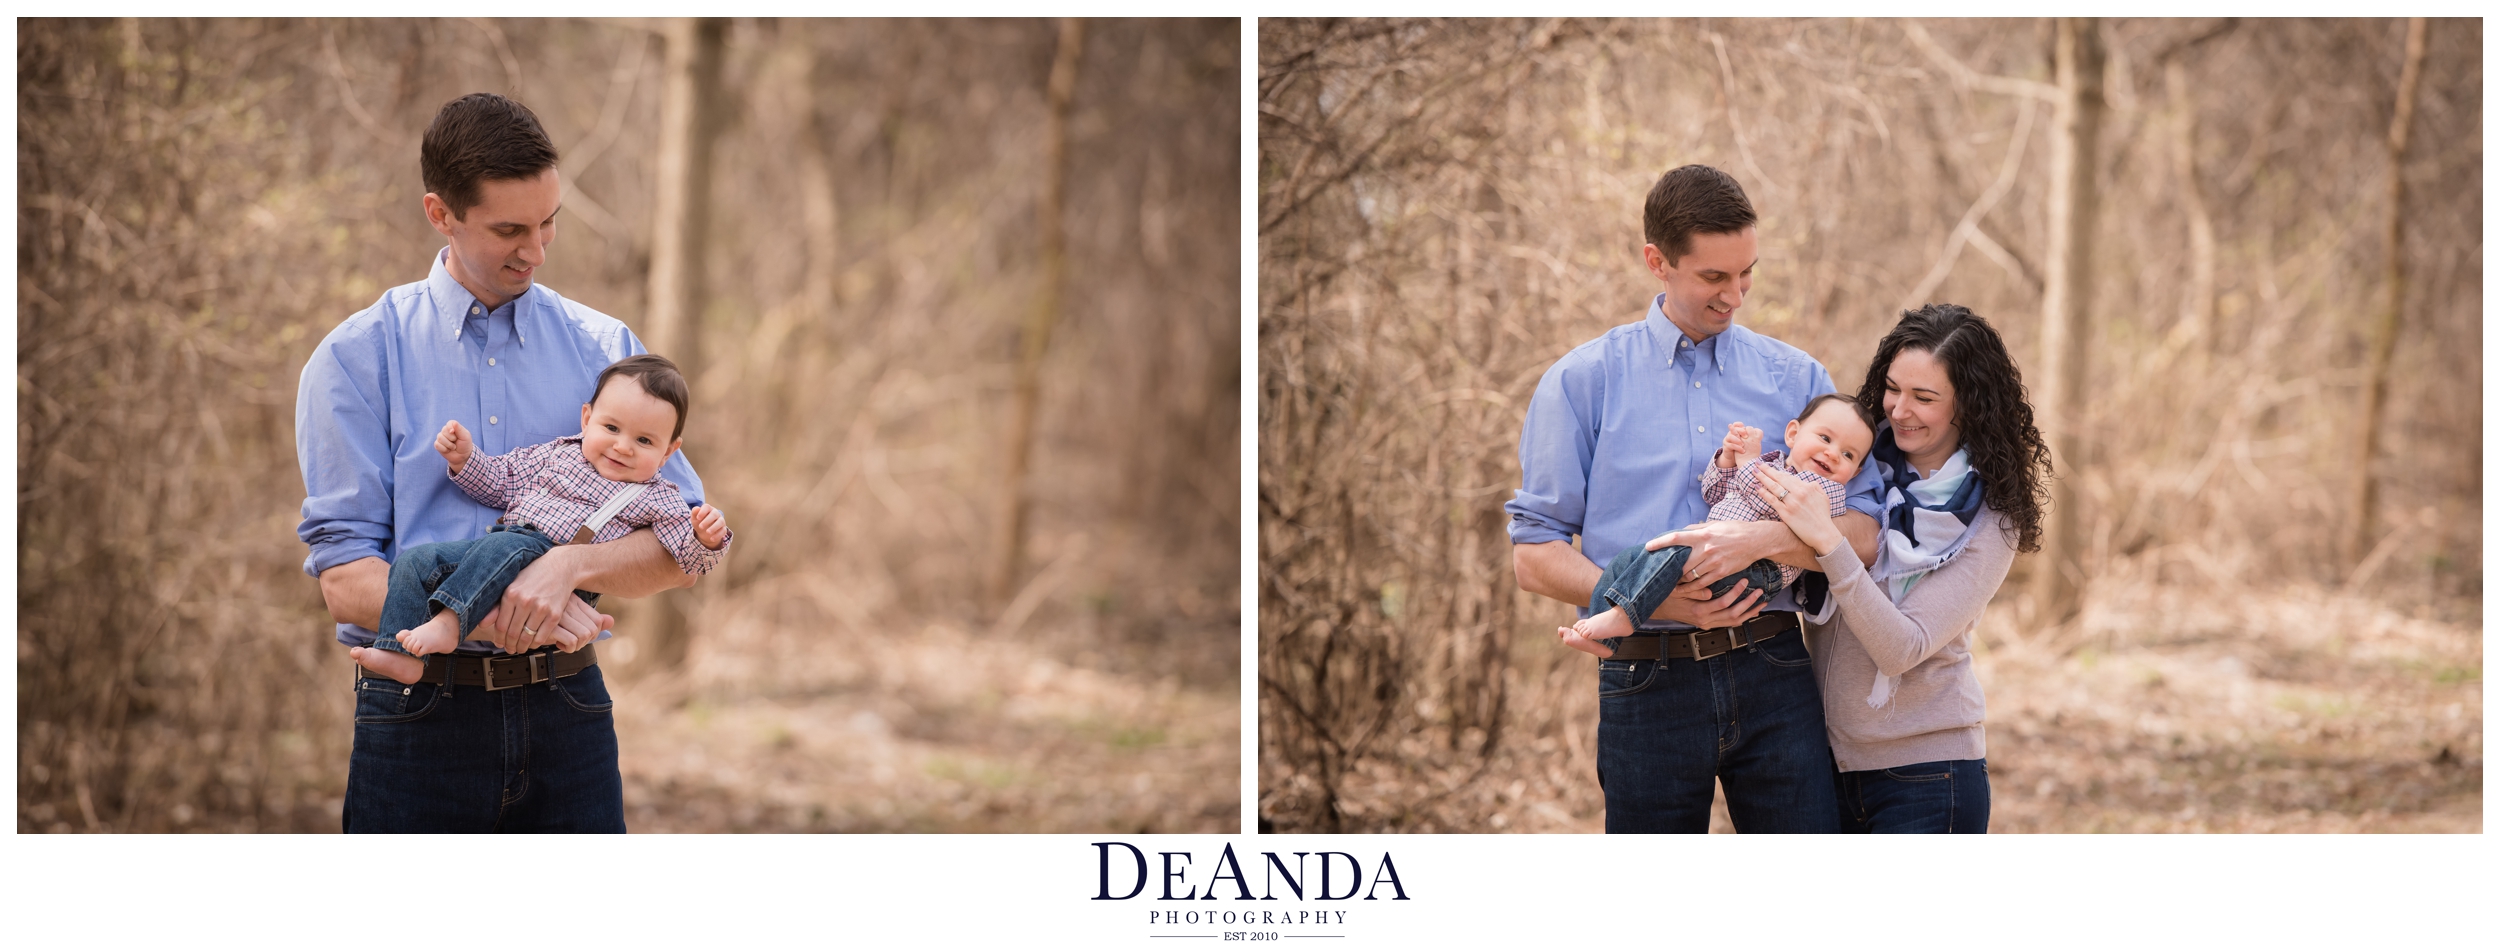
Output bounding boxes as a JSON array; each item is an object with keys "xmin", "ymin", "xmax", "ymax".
[
  {"xmin": 345, "ymin": 658, "xmax": 626, "ymax": 832},
  {"xmin": 1595, "ymin": 626, "xmax": 1839, "ymax": 833},
  {"xmin": 373, "ymin": 525, "xmax": 595, "ymax": 654},
  {"xmin": 1594, "ymin": 539, "xmax": 1785, "ymax": 628},
  {"xmin": 1835, "ymin": 759, "xmax": 1990, "ymax": 833}
]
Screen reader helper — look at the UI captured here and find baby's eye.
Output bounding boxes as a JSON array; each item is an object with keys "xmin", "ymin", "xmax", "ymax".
[{"xmin": 637, "ymin": 436, "xmax": 653, "ymax": 445}]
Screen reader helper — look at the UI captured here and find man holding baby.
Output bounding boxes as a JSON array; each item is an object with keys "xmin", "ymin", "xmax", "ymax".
[
  {"xmin": 1507, "ymin": 165, "xmax": 1886, "ymax": 833},
  {"xmin": 296, "ymin": 93, "xmax": 713, "ymax": 832}
]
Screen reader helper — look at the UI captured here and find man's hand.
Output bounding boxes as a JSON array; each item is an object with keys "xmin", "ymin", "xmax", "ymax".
[
  {"xmin": 691, "ymin": 504, "xmax": 729, "ymax": 550},
  {"xmin": 1643, "ymin": 520, "xmax": 1790, "ymax": 584},
  {"xmin": 481, "ymin": 546, "xmax": 607, "ymax": 652},
  {"xmin": 1648, "ymin": 577, "xmax": 1767, "ymax": 629},
  {"xmin": 435, "ymin": 420, "xmax": 474, "ymax": 476},
  {"xmin": 474, "ymin": 593, "xmax": 612, "ymax": 654}
]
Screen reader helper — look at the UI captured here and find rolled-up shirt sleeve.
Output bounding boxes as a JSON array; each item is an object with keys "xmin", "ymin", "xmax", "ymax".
[
  {"xmin": 296, "ymin": 327, "xmax": 394, "ymax": 577},
  {"xmin": 1505, "ymin": 353, "xmax": 1599, "ymax": 547}
]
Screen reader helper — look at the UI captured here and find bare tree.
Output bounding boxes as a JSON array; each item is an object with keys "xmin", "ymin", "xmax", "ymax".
[
  {"xmin": 2344, "ymin": 17, "xmax": 2430, "ymax": 566},
  {"xmin": 989, "ymin": 17, "xmax": 1087, "ymax": 606},
  {"xmin": 2156, "ymin": 20, "xmax": 2236, "ymax": 358},
  {"xmin": 638, "ymin": 17, "xmax": 728, "ymax": 671},
  {"xmin": 2031, "ymin": 17, "xmax": 2106, "ymax": 624}
]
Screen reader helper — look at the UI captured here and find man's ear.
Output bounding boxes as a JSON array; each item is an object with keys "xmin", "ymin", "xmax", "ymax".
[
  {"xmin": 423, "ymin": 193, "xmax": 459, "ymax": 238},
  {"xmin": 1642, "ymin": 243, "xmax": 1672, "ymax": 283}
]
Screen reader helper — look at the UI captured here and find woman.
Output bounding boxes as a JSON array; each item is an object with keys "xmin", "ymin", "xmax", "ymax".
[{"xmin": 1752, "ymin": 303, "xmax": 2051, "ymax": 833}]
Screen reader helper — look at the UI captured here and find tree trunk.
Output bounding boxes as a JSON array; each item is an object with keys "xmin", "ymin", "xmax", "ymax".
[
  {"xmin": 2344, "ymin": 18, "xmax": 2429, "ymax": 567},
  {"xmin": 2165, "ymin": 59, "xmax": 2216, "ymax": 355},
  {"xmin": 987, "ymin": 18, "xmax": 1087, "ymax": 608},
  {"xmin": 645, "ymin": 17, "xmax": 726, "ymax": 369},
  {"xmin": 637, "ymin": 16, "xmax": 727, "ymax": 671},
  {"xmin": 2031, "ymin": 17, "xmax": 2105, "ymax": 624}
]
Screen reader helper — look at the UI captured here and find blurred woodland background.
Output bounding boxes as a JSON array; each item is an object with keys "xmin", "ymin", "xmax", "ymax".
[
  {"xmin": 1260, "ymin": 18, "xmax": 2480, "ymax": 832},
  {"xmin": 20, "ymin": 17, "xmax": 1240, "ymax": 832}
]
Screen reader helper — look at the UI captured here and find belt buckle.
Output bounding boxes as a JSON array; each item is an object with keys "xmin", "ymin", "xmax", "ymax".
[
  {"xmin": 481, "ymin": 653, "xmax": 545, "ymax": 691},
  {"xmin": 1690, "ymin": 628, "xmax": 1723, "ymax": 662}
]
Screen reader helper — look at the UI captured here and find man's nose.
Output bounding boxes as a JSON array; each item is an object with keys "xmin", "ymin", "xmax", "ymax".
[{"xmin": 517, "ymin": 233, "xmax": 547, "ymax": 267}]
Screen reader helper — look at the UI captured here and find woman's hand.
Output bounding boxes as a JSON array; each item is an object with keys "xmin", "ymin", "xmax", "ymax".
[{"xmin": 1753, "ymin": 466, "xmax": 1845, "ymax": 559}]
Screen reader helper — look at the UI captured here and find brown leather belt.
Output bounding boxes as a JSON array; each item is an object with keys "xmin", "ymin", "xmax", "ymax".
[
  {"xmin": 1609, "ymin": 611, "xmax": 1799, "ymax": 662},
  {"xmin": 407, "ymin": 645, "xmax": 599, "ymax": 690}
]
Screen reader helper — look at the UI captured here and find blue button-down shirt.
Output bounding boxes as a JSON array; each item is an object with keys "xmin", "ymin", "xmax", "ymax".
[
  {"xmin": 296, "ymin": 249, "xmax": 707, "ymax": 651},
  {"xmin": 1505, "ymin": 294, "xmax": 1882, "ymax": 627}
]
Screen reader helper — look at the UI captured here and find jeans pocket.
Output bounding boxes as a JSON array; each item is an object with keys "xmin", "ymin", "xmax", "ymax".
[
  {"xmin": 1754, "ymin": 631, "xmax": 1814, "ymax": 668},
  {"xmin": 353, "ymin": 676, "xmax": 443, "ymax": 724},
  {"xmin": 1597, "ymin": 660, "xmax": 1659, "ymax": 699},
  {"xmin": 549, "ymin": 664, "xmax": 615, "ymax": 714},
  {"xmin": 1883, "ymin": 761, "xmax": 1955, "ymax": 783}
]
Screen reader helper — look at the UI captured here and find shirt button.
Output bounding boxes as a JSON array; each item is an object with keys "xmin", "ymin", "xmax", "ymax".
[
  {"xmin": 1693, "ymin": 381, "xmax": 1701, "ymax": 388},
  {"xmin": 470, "ymin": 305, "xmax": 480, "ymax": 315},
  {"xmin": 489, "ymin": 416, "xmax": 499, "ymax": 425},
  {"xmin": 1697, "ymin": 426, "xmax": 1705, "ymax": 433},
  {"xmin": 488, "ymin": 358, "xmax": 497, "ymax": 366}
]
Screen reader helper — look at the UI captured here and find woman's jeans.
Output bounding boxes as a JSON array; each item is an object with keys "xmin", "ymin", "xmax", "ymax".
[
  {"xmin": 345, "ymin": 658, "xmax": 626, "ymax": 832},
  {"xmin": 373, "ymin": 524, "xmax": 596, "ymax": 653},
  {"xmin": 1834, "ymin": 759, "xmax": 1991, "ymax": 833},
  {"xmin": 1594, "ymin": 538, "xmax": 1785, "ymax": 627}
]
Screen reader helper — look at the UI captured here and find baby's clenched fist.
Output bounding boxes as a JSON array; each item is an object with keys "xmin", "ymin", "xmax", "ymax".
[{"xmin": 435, "ymin": 420, "xmax": 475, "ymax": 475}]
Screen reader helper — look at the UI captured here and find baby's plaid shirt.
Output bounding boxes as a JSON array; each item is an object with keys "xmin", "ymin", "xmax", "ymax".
[
  {"xmin": 449, "ymin": 435, "xmax": 730, "ymax": 575},
  {"xmin": 1697, "ymin": 450, "xmax": 1849, "ymax": 587}
]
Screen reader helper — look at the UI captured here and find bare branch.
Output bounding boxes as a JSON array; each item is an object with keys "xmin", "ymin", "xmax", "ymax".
[{"xmin": 1901, "ymin": 20, "xmax": 2058, "ymax": 102}]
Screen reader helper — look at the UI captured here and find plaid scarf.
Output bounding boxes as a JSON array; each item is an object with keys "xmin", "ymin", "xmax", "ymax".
[{"xmin": 1859, "ymin": 425, "xmax": 1986, "ymax": 705}]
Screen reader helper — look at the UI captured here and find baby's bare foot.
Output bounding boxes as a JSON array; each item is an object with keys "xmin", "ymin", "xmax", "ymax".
[
  {"xmin": 1556, "ymin": 608, "xmax": 1634, "ymax": 659},
  {"xmin": 1556, "ymin": 624, "xmax": 1614, "ymax": 658},
  {"xmin": 1581, "ymin": 606, "xmax": 1634, "ymax": 640},
  {"xmin": 351, "ymin": 646, "xmax": 425, "ymax": 685},
  {"xmin": 398, "ymin": 613, "xmax": 461, "ymax": 657}
]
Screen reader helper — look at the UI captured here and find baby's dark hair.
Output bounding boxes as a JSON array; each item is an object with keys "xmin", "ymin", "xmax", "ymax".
[
  {"xmin": 593, "ymin": 354, "xmax": 690, "ymax": 440},
  {"xmin": 1797, "ymin": 392, "xmax": 1874, "ymax": 432}
]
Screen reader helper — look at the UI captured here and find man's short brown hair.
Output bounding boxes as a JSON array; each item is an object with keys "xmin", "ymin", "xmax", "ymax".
[
  {"xmin": 593, "ymin": 354, "xmax": 691, "ymax": 441},
  {"xmin": 421, "ymin": 93, "xmax": 559, "ymax": 219},
  {"xmin": 1642, "ymin": 165, "xmax": 1756, "ymax": 265}
]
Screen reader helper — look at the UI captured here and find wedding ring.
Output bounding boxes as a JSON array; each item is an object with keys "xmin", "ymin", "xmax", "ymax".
[{"xmin": 1777, "ymin": 488, "xmax": 1790, "ymax": 501}]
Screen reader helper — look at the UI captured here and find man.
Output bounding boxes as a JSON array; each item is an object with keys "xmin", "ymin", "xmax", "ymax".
[
  {"xmin": 1506, "ymin": 165, "xmax": 1881, "ymax": 833},
  {"xmin": 297, "ymin": 93, "xmax": 709, "ymax": 832}
]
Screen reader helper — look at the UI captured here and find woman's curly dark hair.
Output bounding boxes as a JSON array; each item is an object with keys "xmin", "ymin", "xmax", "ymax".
[{"xmin": 1852, "ymin": 304, "xmax": 2054, "ymax": 552}]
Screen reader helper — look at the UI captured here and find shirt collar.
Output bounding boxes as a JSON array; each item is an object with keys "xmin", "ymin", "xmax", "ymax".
[
  {"xmin": 1646, "ymin": 293, "xmax": 1730, "ymax": 375},
  {"xmin": 428, "ymin": 247, "xmax": 533, "ymax": 346}
]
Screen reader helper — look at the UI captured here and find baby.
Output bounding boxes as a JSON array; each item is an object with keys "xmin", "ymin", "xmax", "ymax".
[
  {"xmin": 354, "ymin": 354, "xmax": 733, "ymax": 685},
  {"xmin": 1558, "ymin": 393, "xmax": 1874, "ymax": 657}
]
